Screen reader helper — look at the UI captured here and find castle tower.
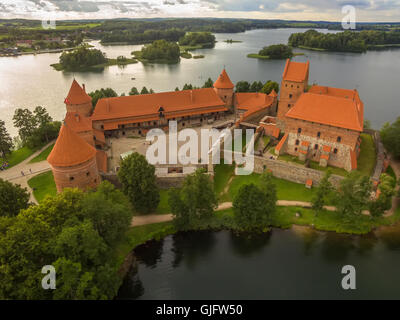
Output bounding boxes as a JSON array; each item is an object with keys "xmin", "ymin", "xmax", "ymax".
[
  {"xmin": 64, "ymin": 79, "xmax": 93, "ymax": 117},
  {"xmin": 47, "ymin": 123, "xmax": 100, "ymax": 193},
  {"xmin": 213, "ymin": 69, "xmax": 234, "ymax": 110},
  {"xmin": 277, "ymin": 59, "xmax": 309, "ymax": 130}
]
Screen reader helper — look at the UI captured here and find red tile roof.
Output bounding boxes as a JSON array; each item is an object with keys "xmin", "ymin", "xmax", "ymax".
[
  {"xmin": 236, "ymin": 92, "xmax": 275, "ymax": 122},
  {"xmin": 282, "ymin": 59, "xmax": 309, "ymax": 83},
  {"xmin": 322, "ymin": 145, "xmax": 332, "ymax": 153},
  {"xmin": 93, "ymin": 129, "xmax": 106, "ymax": 144},
  {"xmin": 320, "ymin": 154, "xmax": 329, "ymax": 160},
  {"xmin": 214, "ymin": 69, "xmax": 234, "ymax": 89},
  {"xmin": 92, "ymin": 88, "xmax": 226, "ymax": 122},
  {"xmin": 47, "ymin": 124, "xmax": 97, "ymax": 167},
  {"xmin": 64, "ymin": 112, "xmax": 92, "ymax": 133},
  {"xmin": 306, "ymin": 179, "xmax": 313, "ymax": 187},
  {"xmin": 65, "ymin": 79, "xmax": 92, "ymax": 105},
  {"xmin": 301, "ymin": 141, "xmax": 310, "ymax": 147},
  {"xmin": 286, "ymin": 89, "xmax": 364, "ymax": 132}
]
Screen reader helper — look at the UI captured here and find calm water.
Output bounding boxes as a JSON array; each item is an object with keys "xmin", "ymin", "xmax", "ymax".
[
  {"xmin": 118, "ymin": 228, "xmax": 400, "ymax": 300},
  {"xmin": 1, "ymin": 28, "xmax": 400, "ymax": 136}
]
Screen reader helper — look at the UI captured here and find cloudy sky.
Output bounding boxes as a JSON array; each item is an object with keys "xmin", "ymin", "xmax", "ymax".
[{"xmin": 1, "ymin": 0, "xmax": 400, "ymax": 22}]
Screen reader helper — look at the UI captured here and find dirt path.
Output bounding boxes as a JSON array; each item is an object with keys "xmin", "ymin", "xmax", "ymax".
[
  {"xmin": 0, "ymin": 141, "xmax": 54, "ymax": 204},
  {"xmin": 130, "ymin": 200, "xmax": 353, "ymax": 227}
]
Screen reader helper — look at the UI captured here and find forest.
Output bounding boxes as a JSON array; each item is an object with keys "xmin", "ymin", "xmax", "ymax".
[{"xmin": 288, "ymin": 29, "xmax": 400, "ymax": 53}]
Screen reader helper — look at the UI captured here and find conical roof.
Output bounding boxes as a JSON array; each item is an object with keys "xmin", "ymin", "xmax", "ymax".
[
  {"xmin": 213, "ymin": 69, "xmax": 234, "ymax": 89},
  {"xmin": 64, "ymin": 79, "xmax": 92, "ymax": 105},
  {"xmin": 47, "ymin": 123, "xmax": 97, "ymax": 167},
  {"xmin": 270, "ymin": 89, "xmax": 278, "ymax": 97}
]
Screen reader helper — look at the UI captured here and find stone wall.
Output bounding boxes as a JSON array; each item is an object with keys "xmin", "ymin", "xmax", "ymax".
[{"xmin": 252, "ymin": 155, "xmax": 343, "ymax": 187}]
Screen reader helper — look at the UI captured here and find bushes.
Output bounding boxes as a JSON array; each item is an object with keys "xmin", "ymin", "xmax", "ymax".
[
  {"xmin": 140, "ymin": 40, "xmax": 180, "ymax": 63},
  {"xmin": 59, "ymin": 46, "xmax": 107, "ymax": 70},
  {"xmin": 258, "ymin": 44, "xmax": 293, "ymax": 59}
]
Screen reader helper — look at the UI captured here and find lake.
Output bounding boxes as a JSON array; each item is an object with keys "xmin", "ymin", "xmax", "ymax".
[
  {"xmin": 1, "ymin": 28, "xmax": 400, "ymax": 136},
  {"xmin": 117, "ymin": 227, "xmax": 400, "ymax": 300}
]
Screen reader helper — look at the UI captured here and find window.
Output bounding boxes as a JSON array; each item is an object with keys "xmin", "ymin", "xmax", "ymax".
[
  {"xmin": 317, "ymin": 132, "xmax": 321, "ymax": 138},
  {"xmin": 285, "ymin": 84, "xmax": 288, "ymax": 87},
  {"xmin": 297, "ymin": 85, "xmax": 300, "ymax": 88},
  {"xmin": 295, "ymin": 140, "xmax": 300, "ymax": 145},
  {"xmin": 121, "ymin": 124, "xmax": 125, "ymax": 129},
  {"xmin": 337, "ymin": 136, "xmax": 342, "ymax": 143},
  {"xmin": 138, "ymin": 123, "xmax": 141, "ymax": 127},
  {"xmin": 122, "ymin": 131, "xmax": 125, "ymax": 136},
  {"xmin": 138, "ymin": 130, "xmax": 142, "ymax": 135},
  {"xmin": 295, "ymin": 147, "xmax": 298, "ymax": 152},
  {"xmin": 289, "ymin": 94, "xmax": 293, "ymax": 98},
  {"xmin": 154, "ymin": 121, "xmax": 157, "ymax": 125},
  {"xmin": 334, "ymin": 148, "xmax": 338, "ymax": 154},
  {"xmin": 101, "ymin": 125, "xmax": 104, "ymax": 129},
  {"xmin": 291, "ymin": 84, "xmax": 293, "ymax": 88},
  {"xmin": 297, "ymin": 128, "xmax": 302, "ymax": 134},
  {"xmin": 288, "ymin": 104, "xmax": 291, "ymax": 108},
  {"xmin": 69, "ymin": 177, "xmax": 74, "ymax": 181},
  {"xmin": 182, "ymin": 122, "xmax": 185, "ymax": 127},
  {"xmin": 314, "ymin": 144, "xmax": 319, "ymax": 150}
]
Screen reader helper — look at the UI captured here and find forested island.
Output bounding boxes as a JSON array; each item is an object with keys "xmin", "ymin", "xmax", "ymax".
[
  {"xmin": 51, "ymin": 46, "xmax": 137, "ymax": 71},
  {"xmin": 178, "ymin": 32, "xmax": 216, "ymax": 50},
  {"xmin": 132, "ymin": 40, "xmax": 181, "ymax": 64},
  {"xmin": 248, "ymin": 44, "xmax": 303, "ymax": 60},
  {"xmin": 289, "ymin": 29, "xmax": 400, "ymax": 53}
]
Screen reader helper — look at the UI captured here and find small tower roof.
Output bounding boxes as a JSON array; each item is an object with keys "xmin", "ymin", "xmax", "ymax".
[
  {"xmin": 47, "ymin": 123, "xmax": 97, "ymax": 167},
  {"xmin": 270, "ymin": 89, "xmax": 278, "ymax": 97},
  {"xmin": 65, "ymin": 79, "xmax": 92, "ymax": 105},
  {"xmin": 214, "ymin": 69, "xmax": 234, "ymax": 89}
]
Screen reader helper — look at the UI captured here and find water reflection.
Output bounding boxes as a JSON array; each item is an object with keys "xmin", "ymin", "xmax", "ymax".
[
  {"xmin": 229, "ymin": 231, "xmax": 271, "ymax": 256},
  {"xmin": 135, "ymin": 239, "xmax": 164, "ymax": 268}
]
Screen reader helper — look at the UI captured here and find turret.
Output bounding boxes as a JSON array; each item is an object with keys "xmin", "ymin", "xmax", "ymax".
[
  {"xmin": 213, "ymin": 69, "xmax": 234, "ymax": 110},
  {"xmin": 64, "ymin": 79, "xmax": 93, "ymax": 117},
  {"xmin": 47, "ymin": 123, "xmax": 100, "ymax": 193}
]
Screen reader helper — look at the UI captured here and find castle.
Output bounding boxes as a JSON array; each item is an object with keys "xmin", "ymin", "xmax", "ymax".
[{"xmin": 47, "ymin": 61, "xmax": 364, "ymax": 192}]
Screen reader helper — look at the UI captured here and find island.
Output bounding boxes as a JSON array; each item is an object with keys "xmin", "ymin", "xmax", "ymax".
[
  {"xmin": 288, "ymin": 29, "xmax": 400, "ymax": 53},
  {"xmin": 178, "ymin": 32, "xmax": 216, "ymax": 50},
  {"xmin": 247, "ymin": 44, "xmax": 303, "ymax": 60},
  {"xmin": 50, "ymin": 46, "xmax": 137, "ymax": 71},
  {"xmin": 132, "ymin": 39, "xmax": 181, "ymax": 64}
]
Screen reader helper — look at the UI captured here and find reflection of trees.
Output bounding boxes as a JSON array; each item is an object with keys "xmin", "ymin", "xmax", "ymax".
[
  {"xmin": 229, "ymin": 231, "xmax": 271, "ymax": 257},
  {"xmin": 378, "ymin": 226, "xmax": 400, "ymax": 250},
  {"xmin": 134, "ymin": 239, "xmax": 165, "ymax": 268},
  {"xmin": 320, "ymin": 233, "xmax": 356, "ymax": 262},
  {"xmin": 300, "ymin": 230, "xmax": 320, "ymax": 256},
  {"xmin": 355, "ymin": 233, "xmax": 378, "ymax": 256},
  {"xmin": 172, "ymin": 231, "xmax": 217, "ymax": 269},
  {"xmin": 116, "ymin": 269, "xmax": 145, "ymax": 300}
]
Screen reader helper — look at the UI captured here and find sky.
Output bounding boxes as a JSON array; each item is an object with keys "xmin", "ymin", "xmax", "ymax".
[{"xmin": 0, "ymin": 0, "xmax": 400, "ymax": 22}]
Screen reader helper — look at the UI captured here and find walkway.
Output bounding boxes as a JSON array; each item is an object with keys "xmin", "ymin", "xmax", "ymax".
[
  {"xmin": 131, "ymin": 200, "xmax": 348, "ymax": 227},
  {"xmin": 0, "ymin": 141, "xmax": 53, "ymax": 204}
]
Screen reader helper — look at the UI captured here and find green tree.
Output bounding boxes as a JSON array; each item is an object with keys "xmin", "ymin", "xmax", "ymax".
[
  {"xmin": 250, "ymin": 81, "xmax": 263, "ymax": 92},
  {"xmin": 33, "ymin": 106, "xmax": 53, "ymax": 142},
  {"xmin": 260, "ymin": 80, "xmax": 280, "ymax": 94},
  {"xmin": 169, "ymin": 169, "xmax": 217, "ymax": 230},
  {"xmin": 117, "ymin": 152, "xmax": 160, "ymax": 213},
  {"xmin": 0, "ymin": 178, "xmax": 30, "ymax": 217},
  {"xmin": 233, "ymin": 183, "xmax": 269, "ymax": 231},
  {"xmin": 12, "ymin": 108, "xmax": 37, "ymax": 143},
  {"xmin": 335, "ymin": 172, "xmax": 372, "ymax": 219},
  {"xmin": 369, "ymin": 173, "xmax": 396, "ymax": 217},
  {"xmin": 202, "ymin": 78, "xmax": 214, "ymax": 88},
  {"xmin": 235, "ymin": 81, "xmax": 251, "ymax": 93},
  {"xmin": 312, "ymin": 171, "xmax": 333, "ymax": 212},
  {"xmin": 259, "ymin": 44, "xmax": 293, "ymax": 59},
  {"xmin": 129, "ymin": 87, "xmax": 139, "ymax": 96},
  {"xmin": 0, "ymin": 120, "xmax": 13, "ymax": 159},
  {"xmin": 88, "ymin": 88, "xmax": 118, "ymax": 107},
  {"xmin": 140, "ymin": 86, "xmax": 149, "ymax": 94},
  {"xmin": 259, "ymin": 171, "xmax": 277, "ymax": 213},
  {"xmin": 381, "ymin": 117, "xmax": 400, "ymax": 159}
]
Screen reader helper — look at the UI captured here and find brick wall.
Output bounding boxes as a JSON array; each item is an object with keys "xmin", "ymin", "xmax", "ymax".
[{"xmin": 66, "ymin": 102, "xmax": 92, "ymax": 117}]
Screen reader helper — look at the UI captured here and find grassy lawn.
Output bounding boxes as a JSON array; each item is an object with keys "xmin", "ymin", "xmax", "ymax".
[
  {"xmin": 156, "ymin": 189, "xmax": 171, "ymax": 214},
  {"xmin": 27, "ymin": 171, "xmax": 57, "ymax": 203},
  {"xmin": 29, "ymin": 143, "xmax": 54, "ymax": 163},
  {"xmin": 357, "ymin": 133, "xmax": 376, "ymax": 176},
  {"xmin": 0, "ymin": 146, "xmax": 38, "ymax": 169}
]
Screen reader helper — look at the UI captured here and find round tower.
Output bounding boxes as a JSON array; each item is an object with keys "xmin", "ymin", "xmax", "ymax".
[
  {"xmin": 213, "ymin": 69, "xmax": 234, "ymax": 110},
  {"xmin": 64, "ymin": 79, "xmax": 93, "ymax": 117},
  {"xmin": 47, "ymin": 123, "xmax": 100, "ymax": 193}
]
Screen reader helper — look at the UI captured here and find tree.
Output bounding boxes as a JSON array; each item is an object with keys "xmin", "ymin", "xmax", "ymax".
[
  {"xmin": 235, "ymin": 81, "xmax": 251, "ymax": 93},
  {"xmin": 0, "ymin": 120, "xmax": 13, "ymax": 159},
  {"xmin": 312, "ymin": 171, "xmax": 333, "ymax": 212},
  {"xmin": 369, "ymin": 173, "xmax": 396, "ymax": 217},
  {"xmin": 233, "ymin": 183, "xmax": 269, "ymax": 231},
  {"xmin": 259, "ymin": 44, "xmax": 293, "ymax": 59},
  {"xmin": 259, "ymin": 171, "xmax": 277, "ymax": 214},
  {"xmin": 0, "ymin": 183, "xmax": 131, "ymax": 299},
  {"xmin": 260, "ymin": 80, "xmax": 280, "ymax": 94},
  {"xmin": 202, "ymin": 78, "xmax": 214, "ymax": 88},
  {"xmin": 140, "ymin": 86, "xmax": 149, "ymax": 94},
  {"xmin": 12, "ymin": 108, "xmax": 37, "ymax": 143},
  {"xmin": 169, "ymin": 169, "xmax": 217, "ymax": 230},
  {"xmin": 117, "ymin": 152, "xmax": 160, "ymax": 213},
  {"xmin": 33, "ymin": 106, "xmax": 53, "ymax": 142},
  {"xmin": 0, "ymin": 178, "xmax": 30, "ymax": 217},
  {"xmin": 129, "ymin": 87, "xmax": 139, "ymax": 96},
  {"xmin": 140, "ymin": 39, "xmax": 180, "ymax": 62},
  {"xmin": 250, "ymin": 81, "xmax": 263, "ymax": 92},
  {"xmin": 335, "ymin": 172, "xmax": 372, "ymax": 219},
  {"xmin": 88, "ymin": 88, "xmax": 118, "ymax": 107},
  {"xmin": 381, "ymin": 117, "xmax": 400, "ymax": 159}
]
